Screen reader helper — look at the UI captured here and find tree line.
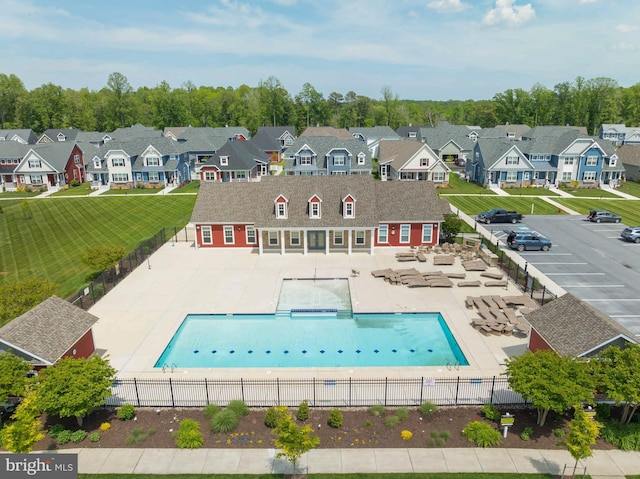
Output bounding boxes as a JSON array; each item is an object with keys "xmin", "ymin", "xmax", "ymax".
[{"xmin": 0, "ymin": 72, "xmax": 638, "ymax": 136}]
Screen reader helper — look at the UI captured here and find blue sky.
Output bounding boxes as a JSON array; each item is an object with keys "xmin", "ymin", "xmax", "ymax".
[{"xmin": 1, "ymin": 0, "xmax": 639, "ymax": 101}]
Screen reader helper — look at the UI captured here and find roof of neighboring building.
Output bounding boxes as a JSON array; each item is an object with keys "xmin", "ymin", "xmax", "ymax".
[
  {"xmin": 396, "ymin": 125, "xmax": 427, "ymax": 138},
  {"xmin": 22, "ymin": 142, "xmax": 79, "ymax": 171},
  {"xmin": 349, "ymin": 126, "xmax": 399, "ymax": 139},
  {"xmin": 177, "ymin": 136, "xmax": 228, "ymax": 155},
  {"xmin": 0, "ymin": 296, "xmax": 98, "ymax": 365},
  {"xmin": 284, "ymin": 136, "xmax": 371, "ymax": 171},
  {"xmin": 75, "ymin": 131, "xmax": 109, "ymax": 143},
  {"xmin": 163, "ymin": 126, "xmax": 188, "ymax": 139},
  {"xmin": 522, "ymin": 125, "xmax": 587, "ymax": 140},
  {"xmin": 209, "ymin": 126, "xmax": 251, "ymax": 140},
  {"xmin": 378, "ymin": 139, "xmax": 435, "ymax": 167},
  {"xmin": 300, "ymin": 126, "xmax": 353, "ymax": 140},
  {"xmin": 419, "ymin": 122, "xmax": 476, "ymax": 152},
  {"xmin": 191, "ymin": 175, "xmax": 451, "ymax": 229},
  {"xmin": 38, "ymin": 129, "xmax": 82, "ymax": 143},
  {"xmin": 0, "ymin": 140, "xmax": 28, "ymax": 158},
  {"xmin": 476, "ymin": 138, "xmax": 529, "ymax": 169},
  {"xmin": 0, "ymin": 129, "xmax": 37, "ymax": 144},
  {"xmin": 618, "ymin": 145, "xmax": 640, "ymax": 166},
  {"xmin": 202, "ymin": 139, "xmax": 270, "ymax": 170},
  {"xmin": 257, "ymin": 126, "xmax": 296, "ymax": 138},
  {"xmin": 251, "ymin": 130, "xmax": 281, "ymax": 152},
  {"xmin": 110, "ymin": 124, "xmax": 162, "ymax": 141},
  {"xmin": 524, "ymin": 293, "xmax": 638, "ymax": 357},
  {"xmin": 494, "ymin": 124, "xmax": 531, "ymax": 139},
  {"xmin": 98, "ymin": 137, "xmax": 181, "ymax": 158}
]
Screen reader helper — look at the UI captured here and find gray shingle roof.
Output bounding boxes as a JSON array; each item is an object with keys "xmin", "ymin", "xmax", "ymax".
[
  {"xmin": 203, "ymin": 139, "xmax": 270, "ymax": 170},
  {"xmin": 257, "ymin": 126, "xmax": 296, "ymax": 138},
  {"xmin": 26, "ymin": 142, "xmax": 78, "ymax": 172},
  {"xmin": 524, "ymin": 293, "xmax": 638, "ymax": 357},
  {"xmin": 349, "ymin": 126, "xmax": 399, "ymax": 139},
  {"xmin": 0, "ymin": 129, "xmax": 37, "ymax": 144},
  {"xmin": 251, "ymin": 130, "xmax": 281, "ymax": 152},
  {"xmin": 191, "ymin": 175, "xmax": 450, "ymax": 229},
  {"xmin": 0, "ymin": 140, "xmax": 29, "ymax": 158},
  {"xmin": 110, "ymin": 124, "xmax": 162, "ymax": 141},
  {"xmin": 618, "ymin": 145, "xmax": 640, "ymax": 166},
  {"xmin": 300, "ymin": 126, "xmax": 353, "ymax": 140},
  {"xmin": 285, "ymin": 136, "xmax": 372, "ymax": 172},
  {"xmin": 39, "ymin": 129, "xmax": 82, "ymax": 143},
  {"xmin": 378, "ymin": 139, "xmax": 428, "ymax": 167},
  {"xmin": 0, "ymin": 296, "xmax": 98, "ymax": 365},
  {"xmin": 419, "ymin": 122, "xmax": 476, "ymax": 152}
]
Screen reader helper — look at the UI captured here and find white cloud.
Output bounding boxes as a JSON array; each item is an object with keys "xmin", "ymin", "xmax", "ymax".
[
  {"xmin": 427, "ymin": 0, "xmax": 470, "ymax": 13},
  {"xmin": 616, "ymin": 24, "xmax": 638, "ymax": 33},
  {"xmin": 579, "ymin": 0, "xmax": 598, "ymax": 4},
  {"xmin": 482, "ymin": 0, "xmax": 535, "ymax": 27}
]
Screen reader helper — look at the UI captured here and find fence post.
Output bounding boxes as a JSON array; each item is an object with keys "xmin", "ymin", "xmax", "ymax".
[
  {"xmin": 419, "ymin": 377, "xmax": 424, "ymax": 404},
  {"xmin": 276, "ymin": 378, "xmax": 280, "ymax": 405},
  {"xmin": 455, "ymin": 376, "xmax": 460, "ymax": 405},
  {"xmin": 349, "ymin": 377, "xmax": 352, "ymax": 407},
  {"xmin": 313, "ymin": 378, "xmax": 316, "ymax": 407},
  {"xmin": 205, "ymin": 378, "xmax": 209, "ymax": 404},
  {"xmin": 240, "ymin": 378, "xmax": 245, "ymax": 402},
  {"xmin": 384, "ymin": 377, "xmax": 388, "ymax": 406},
  {"xmin": 169, "ymin": 377, "xmax": 175, "ymax": 407},
  {"xmin": 490, "ymin": 376, "xmax": 496, "ymax": 403},
  {"xmin": 541, "ymin": 286, "xmax": 546, "ymax": 305},
  {"xmin": 133, "ymin": 378, "xmax": 141, "ymax": 407}
]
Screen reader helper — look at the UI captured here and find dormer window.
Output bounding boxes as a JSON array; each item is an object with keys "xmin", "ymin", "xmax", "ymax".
[
  {"xmin": 408, "ymin": 131, "xmax": 417, "ymax": 138},
  {"xmin": 93, "ymin": 159, "xmax": 101, "ymax": 169},
  {"xmin": 610, "ymin": 157, "xmax": 617, "ymax": 167},
  {"xmin": 146, "ymin": 156, "xmax": 160, "ymax": 166},
  {"xmin": 275, "ymin": 195, "xmax": 288, "ymax": 219},
  {"xmin": 57, "ymin": 133, "xmax": 66, "ymax": 141},
  {"xmin": 420, "ymin": 158, "xmax": 429, "ymax": 167},
  {"xmin": 333, "ymin": 155, "xmax": 345, "ymax": 166},
  {"xmin": 357, "ymin": 153, "xmax": 365, "ymax": 165},
  {"xmin": 343, "ymin": 195, "xmax": 355, "ymax": 218},
  {"xmin": 220, "ymin": 155, "xmax": 229, "ymax": 166},
  {"xmin": 308, "ymin": 195, "xmax": 322, "ymax": 219}
]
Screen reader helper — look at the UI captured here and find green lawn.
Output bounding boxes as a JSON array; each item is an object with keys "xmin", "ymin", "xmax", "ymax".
[
  {"xmin": 504, "ymin": 187, "xmax": 559, "ymax": 197},
  {"xmin": 446, "ymin": 196, "xmax": 563, "ymax": 216},
  {"xmin": 101, "ymin": 186, "xmax": 165, "ymax": 195},
  {"xmin": 51, "ymin": 182, "xmax": 94, "ymax": 197},
  {"xmin": 0, "ymin": 190, "xmax": 42, "ymax": 198},
  {"xmin": 558, "ymin": 188, "xmax": 619, "ymax": 198},
  {"xmin": 554, "ymin": 198, "xmax": 640, "ymax": 225},
  {"xmin": 439, "ymin": 175, "xmax": 496, "ymax": 195},
  {"xmin": 618, "ymin": 180, "xmax": 640, "ymax": 198},
  {"xmin": 0, "ymin": 196, "xmax": 196, "ymax": 297},
  {"xmin": 169, "ymin": 180, "xmax": 200, "ymax": 194}
]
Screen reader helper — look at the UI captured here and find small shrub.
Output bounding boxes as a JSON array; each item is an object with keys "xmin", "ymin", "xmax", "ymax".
[
  {"xmin": 204, "ymin": 404, "xmax": 221, "ymax": 419},
  {"xmin": 601, "ymin": 421, "xmax": 640, "ymax": 451},
  {"xmin": 385, "ymin": 415, "xmax": 400, "ymax": 428},
  {"xmin": 427, "ymin": 437, "xmax": 436, "ymax": 447},
  {"xmin": 48, "ymin": 424, "xmax": 66, "ymax": 438},
  {"xmin": 400, "ymin": 429, "xmax": 413, "ymax": 440},
  {"xmin": 369, "ymin": 404, "xmax": 385, "ymax": 417},
  {"xmin": 436, "ymin": 437, "xmax": 446, "ymax": 446},
  {"xmin": 462, "ymin": 421, "xmax": 502, "ymax": 447},
  {"xmin": 596, "ymin": 403, "xmax": 611, "ymax": 421},
  {"xmin": 125, "ymin": 427, "xmax": 153, "ymax": 445},
  {"xmin": 328, "ymin": 408, "xmax": 343, "ymax": 428},
  {"xmin": 89, "ymin": 432, "xmax": 100, "ymax": 442},
  {"xmin": 364, "ymin": 420, "xmax": 372, "ymax": 428},
  {"xmin": 56, "ymin": 430, "xmax": 72, "ymax": 445},
  {"xmin": 554, "ymin": 428, "xmax": 565, "ymax": 437},
  {"xmin": 70, "ymin": 430, "xmax": 87, "ymax": 444},
  {"xmin": 99, "ymin": 422, "xmax": 111, "ymax": 432},
  {"xmin": 296, "ymin": 400, "xmax": 310, "ymax": 421},
  {"xmin": 481, "ymin": 404, "xmax": 501, "ymax": 422},
  {"xmin": 395, "ymin": 407, "xmax": 409, "ymax": 421},
  {"xmin": 431, "ymin": 430, "xmax": 440, "ymax": 439},
  {"xmin": 520, "ymin": 426, "xmax": 534, "ymax": 441},
  {"xmin": 175, "ymin": 419, "xmax": 203, "ymax": 449},
  {"xmin": 226, "ymin": 400, "xmax": 249, "ymax": 418},
  {"xmin": 211, "ymin": 410, "xmax": 239, "ymax": 433},
  {"xmin": 264, "ymin": 406, "xmax": 279, "ymax": 428},
  {"xmin": 418, "ymin": 402, "xmax": 438, "ymax": 416},
  {"xmin": 440, "ymin": 430, "xmax": 451, "ymax": 440},
  {"xmin": 117, "ymin": 404, "xmax": 135, "ymax": 421}
]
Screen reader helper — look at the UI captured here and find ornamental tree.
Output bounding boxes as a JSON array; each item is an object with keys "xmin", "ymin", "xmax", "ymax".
[
  {"xmin": 0, "ymin": 351, "xmax": 31, "ymax": 404},
  {"xmin": 273, "ymin": 406, "xmax": 320, "ymax": 477},
  {"xmin": 441, "ymin": 213, "xmax": 464, "ymax": 243},
  {"xmin": 36, "ymin": 356, "xmax": 116, "ymax": 426},
  {"xmin": 504, "ymin": 350, "xmax": 596, "ymax": 426},
  {"xmin": 0, "ymin": 392, "xmax": 44, "ymax": 453},
  {"xmin": 80, "ymin": 245, "xmax": 126, "ymax": 273},
  {"xmin": 565, "ymin": 407, "xmax": 602, "ymax": 475},
  {"xmin": 0, "ymin": 279, "xmax": 59, "ymax": 327},
  {"xmin": 592, "ymin": 344, "xmax": 640, "ymax": 423}
]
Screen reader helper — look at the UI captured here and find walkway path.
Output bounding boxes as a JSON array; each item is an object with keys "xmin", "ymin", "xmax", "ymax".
[
  {"xmin": 539, "ymin": 196, "xmax": 582, "ymax": 215},
  {"xmin": 603, "ymin": 185, "xmax": 638, "ymax": 199},
  {"xmin": 66, "ymin": 446, "xmax": 640, "ymax": 477}
]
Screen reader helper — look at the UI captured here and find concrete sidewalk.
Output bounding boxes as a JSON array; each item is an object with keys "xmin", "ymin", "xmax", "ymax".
[{"xmin": 57, "ymin": 447, "xmax": 640, "ymax": 476}]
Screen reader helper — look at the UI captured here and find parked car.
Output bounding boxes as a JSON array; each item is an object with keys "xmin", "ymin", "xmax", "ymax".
[
  {"xmin": 587, "ymin": 210, "xmax": 621, "ymax": 223},
  {"xmin": 506, "ymin": 231, "xmax": 552, "ymax": 252},
  {"xmin": 477, "ymin": 208, "xmax": 523, "ymax": 224},
  {"xmin": 621, "ymin": 226, "xmax": 640, "ymax": 243},
  {"xmin": 454, "ymin": 157, "xmax": 466, "ymax": 167}
]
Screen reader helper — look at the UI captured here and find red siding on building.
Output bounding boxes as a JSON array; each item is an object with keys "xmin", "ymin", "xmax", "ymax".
[
  {"xmin": 374, "ymin": 223, "xmax": 439, "ymax": 247},
  {"xmin": 196, "ymin": 224, "xmax": 256, "ymax": 248},
  {"xmin": 63, "ymin": 144, "xmax": 84, "ymax": 184},
  {"xmin": 61, "ymin": 329, "xmax": 96, "ymax": 360},
  {"xmin": 200, "ymin": 167, "xmax": 220, "ymax": 181},
  {"xmin": 527, "ymin": 329, "xmax": 551, "ymax": 353}
]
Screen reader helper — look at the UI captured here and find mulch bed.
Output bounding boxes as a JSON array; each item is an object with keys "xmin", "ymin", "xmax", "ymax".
[{"xmin": 33, "ymin": 405, "xmax": 616, "ymax": 451}]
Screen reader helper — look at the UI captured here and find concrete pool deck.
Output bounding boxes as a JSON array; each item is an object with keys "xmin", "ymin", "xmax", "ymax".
[{"xmin": 89, "ymin": 240, "xmax": 529, "ymax": 379}]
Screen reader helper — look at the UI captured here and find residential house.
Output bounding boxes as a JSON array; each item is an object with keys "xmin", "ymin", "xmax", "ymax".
[
  {"xmin": 75, "ymin": 131, "xmax": 111, "ymax": 148},
  {"xmin": 0, "ymin": 128, "xmax": 37, "ymax": 144},
  {"xmin": 599, "ymin": 123, "xmax": 640, "ymax": 146},
  {"xmin": 110, "ymin": 124, "xmax": 162, "ymax": 141},
  {"xmin": 14, "ymin": 142, "xmax": 85, "ymax": 189},
  {"xmin": 618, "ymin": 145, "xmax": 640, "ymax": 181},
  {"xmin": 466, "ymin": 139, "xmax": 533, "ymax": 186},
  {"xmin": 396, "ymin": 125, "xmax": 427, "ymax": 140},
  {"xmin": 419, "ymin": 122, "xmax": 478, "ymax": 164},
  {"xmin": 256, "ymin": 126, "xmax": 297, "ymax": 150},
  {"xmin": 299, "ymin": 126, "xmax": 353, "ymax": 140},
  {"xmin": 493, "ymin": 124, "xmax": 531, "ymax": 140},
  {"xmin": 349, "ymin": 126, "xmax": 400, "ymax": 157},
  {"xmin": 37, "ymin": 128, "xmax": 82, "ymax": 144},
  {"xmin": 163, "ymin": 126, "xmax": 188, "ymax": 140},
  {"xmin": 0, "ymin": 141, "xmax": 26, "ymax": 190},
  {"xmin": 377, "ymin": 139, "xmax": 450, "ymax": 184},
  {"xmin": 190, "ymin": 175, "xmax": 451, "ymax": 254},
  {"xmin": 525, "ymin": 293, "xmax": 637, "ymax": 358},
  {"xmin": 209, "ymin": 126, "xmax": 250, "ymax": 141},
  {"xmin": 178, "ymin": 136, "xmax": 228, "ymax": 177},
  {"xmin": 0, "ymin": 296, "xmax": 99, "ymax": 369},
  {"xmin": 284, "ymin": 136, "xmax": 371, "ymax": 176},
  {"xmin": 199, "ymin": 139, "xmax": 270, "ymax": 182}
]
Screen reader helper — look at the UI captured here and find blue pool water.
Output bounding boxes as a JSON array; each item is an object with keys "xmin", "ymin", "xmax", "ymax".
[{"xmin": 155, "ymin": 312, "xmax": 469, "ymax": 368}]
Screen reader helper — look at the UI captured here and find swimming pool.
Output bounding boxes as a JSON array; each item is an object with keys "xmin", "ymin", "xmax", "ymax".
[{"xmin": 154, "ymin": 312, "xmax": 469, "ymax": 368}]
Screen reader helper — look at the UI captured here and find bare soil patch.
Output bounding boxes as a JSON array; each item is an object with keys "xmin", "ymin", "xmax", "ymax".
[{"xmin": 34, "ymin": 405, "xmax": 615, "ymax": 451}]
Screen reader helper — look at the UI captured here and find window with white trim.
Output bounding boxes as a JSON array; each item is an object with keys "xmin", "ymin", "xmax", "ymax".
[
  {"xmin": 562, "ymin": 172, "xmax": 572, "ymax": 181},
  {"xmin": 236, "ymin": 171, "xmax": 246, "ymax": 179},
  {"xmin": 523, "ymin": 172, "xmax": 530, "ymax": 180},
  {"xmin": 506, "ymin": 155, "xmax": 518, "ymax": 165},
  {"xmin": 432, "ymin": 171, "xmax": 444, "ymax": 182},
  {"xmin": 420, "ymin": 158, "xmax": 428, "ymax": 167},
  {"xmin": 204, "ymin": 171, "xmax": 217, "ymax": 181},
  {"xmin": 344, "ymin": 201, "xmax": 354, "ymax": 218},
  {"xmin": 146, "ymin": 157, "xmax": 160, "ymax": 166},
  {"xmin": 421, "ymin": 224, "xmax": 433, "ymax": 243},
  {"xmin": 28, "ymin": 159, "xmax": 41, "ymax": 168},
  {"xmin": 268, "ymin": 231, "xmax": 278, "ymax": 245},
  {"xmin": 310, "ymin": 202, "xmax": 321, "ymax": 218},
  {"xmin": 276, "ymin": 202, "xmax": 287, "ymax": 219},
  {"xmin": 201, "ymin": 226, "xmax": 212, "ymax": 245},
  {"xmin": 93, "ymin": 159, "xmax": 101, "ymax": 169},
  {"xmin": 149, "ymin": 172, "xmax": 159, "ymax": 182},
  {"xmin": 299, "ymin": 154, "xmax": 312, "ymax": 165},
  {"xmin": 74, "ymin": 154, "xmax": 81, "ymax": 164},
  {"xmin": 331, "ymin": 171, "xmax": 346, "ymax": 175},
  {"xmin": 333, "ymin": 230, "xmax": 343, "ymax": 245},
  {"xmin": 585, "ymin": 156, "xmax": 598, "ymax": 166},
  {"xmin": 400, "ymin": 172, "xmax": 413, "ymax": 180},
  {"xmin": 220, "ymin": 156, "xmax": 229, "ymax": 165},
  {"xmin": 223, "ymin": 226, "xmax": 234, "ymax": 244},
  {"xmin": 506, "ymin": 171, "xmax": 517, "ymax": 182},
  {"xmin": 246, "ymin": 226, "xmax": 256, "ymax": 244},
  {"xmin": 290, "ymin": 230, "xmax": 300, "ymax": 245},
  {"xmin": 112, "ymin": 158, "xmax": 125, "ymax": 167},
  {"xmin": 610, "ymin": 157, "xmax": 617, "ymax": 167},
  {"xmin": 583, "ymin": 171, "xmax": 596, "ymax": 182},
  {"xmin": 377, "ymin": 224, "xmax": 388, "ymax": 243},
  {"xmin": 136, "ymin": 173, "xmax": 142, "ymax": 181},
  {"xmin": 112, "ymin": 173, "xmax": 128, "ymax": 182},
  {"xmin": 399, "ymin": 224, "xmax": 410, "ymax": 243},
  {"xmin": 30, "ymin": 175, "xmax": 43, "ymax": 184},
  {"xmin": 333, "ymin": 155, "xmax": 345, "ymax": 166},
  {"xmin": 355, "ymin": 230, "xmax": 365, "ymax": 245},
  {"xmin": 564, "ymin": 157, "xmax": 575, "ymax": 165},
  {"xmin": 357, "ymin": 153, "xmax": 365, "ymax": 165}
]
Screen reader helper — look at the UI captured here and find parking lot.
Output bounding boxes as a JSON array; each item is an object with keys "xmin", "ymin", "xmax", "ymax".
[{"xmin": 490, "ymin": 215, "xmax": 640, "ymax": 336}]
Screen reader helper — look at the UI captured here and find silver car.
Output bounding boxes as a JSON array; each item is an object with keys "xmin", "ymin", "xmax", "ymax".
[{"xmin": 621, "ymin": 226, "xmax": 640, "ymax": 243}]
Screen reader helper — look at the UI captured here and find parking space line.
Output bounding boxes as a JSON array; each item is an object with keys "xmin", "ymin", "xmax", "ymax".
[
  {"xmin": 610, "ymin": 315, "xmax": 640, "ymax": 318},
  {"xmin": 584, "ymin": 298, "xmax": 640, "ymax": 302},
  {"xmin": 562, "ymin": 284, "xmax": 625, "ymax": 288},
  {"xmin": 529, "ymin": 262, "xmax": 587, "ymax": 265},
  {"xmin": 545, "ymin": 273, "xmax": 604, "ymax": 276},
  {"xmin": 594, "ymin": 229, "xmax": 620, "ymax": 232}
]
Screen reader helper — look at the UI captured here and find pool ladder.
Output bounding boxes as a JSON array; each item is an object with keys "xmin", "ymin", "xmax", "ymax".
[
  {"xmin": 162, "ymin": 363, "xmax": 177, "ymax": 373},
  {"xmin": 446, "ymin": 360, "xmax": 460, "ymax": 371}
]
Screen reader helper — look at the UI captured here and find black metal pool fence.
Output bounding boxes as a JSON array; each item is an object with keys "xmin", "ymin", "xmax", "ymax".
[{"xmin": 106, "ymin": 376, "xmax": 525, "ymax": 408}]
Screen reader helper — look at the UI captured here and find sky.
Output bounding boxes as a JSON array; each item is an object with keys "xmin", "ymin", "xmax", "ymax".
[{"xmin": 1, "ymin": 0, "xmax": 639, "ymax": 101}]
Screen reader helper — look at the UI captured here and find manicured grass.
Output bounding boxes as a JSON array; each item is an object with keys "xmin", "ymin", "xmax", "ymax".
[
  {"xmin": 558, "ymin": 188, "xmax": 619, "ymax": 198},
  {"xmin": 618, "ymin": 180, "xmax": 640, "ymax": 198},
  {"xmin": 169, "ymin": 180, "xmax": 200, "ymax": 194},
  {"xmin": 51, "ymin": 182, "xmax": 94, "ymax": 196},
  {"xmin": 554, "ymin": 198, "xmax": 640, "ymax": 225},
  {"xmin": 0, "ymin": 196, "xmax": 196, "ymax": 297},
  {"xmin": 447, "ymin": 196, "xmax": 563, "ymax": 216},
  {"xmin": 504, "ymin": 187, "xmax": 559, "ymax": 197},
  {"xmin": 439, "ymin": 175, "xmax": 496, "ymax": 195},
  {"xmin": 101, "ymin": 186, "xmax": 165, "ymax": 195},
  {"xmin": 0, "ymin": 190, "xmax": 42, "ymax": 198}
]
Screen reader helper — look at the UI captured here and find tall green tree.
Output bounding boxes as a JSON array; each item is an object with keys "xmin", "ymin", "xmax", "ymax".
[
  {"xmin": 30, "ymin": 83, "xmax": 66, "ymax": 130},
  {"xmin": 0, "ymin": 351, "xmax": 31, "ymax": 404},
  {"xmin": 106, "ymin": 72, "xmax": 133, "ymax": 129},
  {"xmin": 380, "ymin": 85, "xmax": 400, "ymax": 128},
  {"xmin": 0, "ymin": 73, "xmax": 27, "ymax": 128},
  {"xmin": 0, "ymin": 392, "xmax": 44, "ymax": 453},
  {"xmin": 504, "ymin": 350, "xmax": 596, "ymax": 426},
  {"xmin": 593, "ymin": 344, "xmax": 640, "ymax": 424},
  {"xmin": 273, "ymin": 406, "xmax": 320, "ymax": 477},
  {"xmin": 36, "ymin": 356, "xmax": 116, "ymax": 426},
  {"xmin": 80, "ymin": 245, "xmax": 126, "ymax": 273},
  {"xmin": 0, "ymin": 279, "xmax": 59, "ymax": 327}
]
